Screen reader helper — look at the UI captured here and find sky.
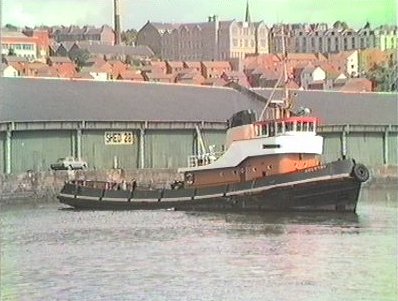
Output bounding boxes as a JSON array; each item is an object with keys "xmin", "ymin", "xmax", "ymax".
[{"xmin": 1, "ymin": 0, "xmax": 397, "ymax": 30}]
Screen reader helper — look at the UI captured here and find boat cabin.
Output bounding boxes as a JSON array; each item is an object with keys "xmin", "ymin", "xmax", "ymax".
[{"xmin": 179, "ymin": 112, "xmax": 323, "ymax": 189}]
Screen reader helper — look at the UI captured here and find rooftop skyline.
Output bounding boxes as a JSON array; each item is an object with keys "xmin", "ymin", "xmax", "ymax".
[{"xmin": 2, "ymin": 0, "xmax": 397, "ymax": 30}]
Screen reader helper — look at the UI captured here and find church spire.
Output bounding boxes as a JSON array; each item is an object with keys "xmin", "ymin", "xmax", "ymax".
[{"xmin": 245, "ymin": 0, "xmax": 251, "ymax": 23}]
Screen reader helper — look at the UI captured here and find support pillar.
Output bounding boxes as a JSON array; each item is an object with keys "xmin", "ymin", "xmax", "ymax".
[
  {"xmin": 139, "ymin": 128, "xmax": 145, "ymax": 169},
  {"xmin": 76, "ymin": 129, "xmax": 82, "ymax": 160},
  {"xmin": 341, "ymin": 124, "xmax": 349, "ymax": 160},
  {"xmin": 5, "ymin": 130, "xmax": 11, "ymax": 174},
  {"xmin": 383, "ymin": 125, "xmax": 390, "ymax": 165}
]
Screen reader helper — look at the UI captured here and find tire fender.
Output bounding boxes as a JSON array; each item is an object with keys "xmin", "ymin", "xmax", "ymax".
[{"xmin": 351, "ymin": 163, "xmax": 370, "ymax": 182}]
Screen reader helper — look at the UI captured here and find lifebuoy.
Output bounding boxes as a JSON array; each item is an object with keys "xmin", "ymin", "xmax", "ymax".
[
  {"xmin": 185, "ymin": 173, "xmax": 194, "ymax": 185},
  {"xmin": 351, "ymin": 164, "xmax": 370, "ymax": 182}
]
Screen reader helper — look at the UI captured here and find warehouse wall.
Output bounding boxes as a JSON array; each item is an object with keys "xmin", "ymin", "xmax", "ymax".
[
  {"xmin": 201, "ymin": 130, "xmax": 227, "ymax": 153},
  {"xmin": 82, "ymin": 130, "xmax": 140, "ymax": 170},
  {"xmin": 11, "ymin": 130, "xmax": 72, "ymax": 173},
  {"xmin": 0, "ymin": 133, "xmax": 4, "ymax": 173},
  {"xmin": 388, "ymin": 133, "xmax": 398, "ymax": 164},
  {"xmin": 144, "ymin": 130, "xmax": 194, "ymax": 168},
  {"xmin": 346, "ymin": 133, "xmax": 384, "ymax": 166},
  {"xmin": 2, "ymin": 125, "xmax": 397, "ymax": 174},
  {"xmin": 321, "ymin": 133, "xmax": 341, "ymax": 163}
]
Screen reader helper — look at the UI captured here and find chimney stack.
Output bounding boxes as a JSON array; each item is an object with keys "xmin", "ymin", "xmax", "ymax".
[{"xmin": 114, "ymin": 0, "xmax": 121, "ymax": 45}]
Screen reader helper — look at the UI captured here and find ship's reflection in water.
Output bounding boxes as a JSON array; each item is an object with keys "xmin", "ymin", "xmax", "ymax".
[{"xmin": 0, "ymin": 186, "xmax": 396, "ymax": 301}]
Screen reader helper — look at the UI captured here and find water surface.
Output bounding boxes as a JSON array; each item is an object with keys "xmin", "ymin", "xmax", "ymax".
[{"xmin": 1, "ymin": 187, "xmax": 397, "ymax": 301}]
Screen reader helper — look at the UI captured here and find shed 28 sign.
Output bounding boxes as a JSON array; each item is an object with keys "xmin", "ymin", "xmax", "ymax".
[{"xmin": 104, "ymin": 131, "xmax": 134, "ymax": 145}]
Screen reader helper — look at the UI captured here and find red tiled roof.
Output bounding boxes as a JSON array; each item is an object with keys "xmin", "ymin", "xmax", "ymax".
[
  {"xmin": 7, "ymin": 62, "xmax": 25, "ymax": 73},
  {"xmin": 339, "ymin": 78, "xmax": 372, "ymax": 92},
  {"xmin": 166, "ymin": 61, "xmax": 184, "ymax": 68},
  {"xmin": 183, "ymin": 61, "xmax": 201, "ymax": 69},
  {"xmin": 118, "ymin": 70, "xmax": 144, "ymax": 81},
  {"xmin": 201, "ymin": 77, "xmax": 229, "ymax": 87},
  {"xmin": 201, "ymin": 61, "xmax": 231, "ymax": 68}
]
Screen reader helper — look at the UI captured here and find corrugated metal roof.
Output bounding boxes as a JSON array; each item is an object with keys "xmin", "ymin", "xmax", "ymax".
[
  {"xmin": 1, "ymin": 78, "xmax": 396, "ymax": 125},
  {"xmin": 0, "ymin": 78, "xmax": 263, "ymax": 123},
  {"xmin": 254, "ymin": 89, "xmax": 398, "ymax": 125}
]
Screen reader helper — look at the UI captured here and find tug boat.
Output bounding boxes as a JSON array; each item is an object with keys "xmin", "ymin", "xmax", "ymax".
[
  {"xmin": 58, "ymin": 34, "xmax": 369, "ymax": 212},
  {"xmin": 58, "ymin": 107, "xmax": 370, "ymax": 212}
]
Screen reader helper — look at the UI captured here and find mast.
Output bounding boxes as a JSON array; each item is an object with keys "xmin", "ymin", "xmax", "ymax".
[
  {"xmin": 281, "ymin": 25, "xmax": 291, "ymax": 118},
  {"xmin": 258, "ymin": 24, "xmax": 292, "ymax": 121}
]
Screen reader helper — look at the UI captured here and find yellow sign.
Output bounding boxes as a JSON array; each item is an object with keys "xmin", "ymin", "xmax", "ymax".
[{"xmin": 104, "ymin": 131, "xmax": 134, "ymax": 145}]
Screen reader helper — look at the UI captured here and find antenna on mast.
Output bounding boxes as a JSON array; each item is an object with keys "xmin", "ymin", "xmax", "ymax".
[
  {"xmin": 280, "ymin": 25, "xmax": 292, "ymax": 118},
  {"xmin": 281, "ymin": 26, "xmax": 289, "ymax": 103},
  {"xmin": 258, "ymin": 24, "xmax": 293, "ymax": 121}
]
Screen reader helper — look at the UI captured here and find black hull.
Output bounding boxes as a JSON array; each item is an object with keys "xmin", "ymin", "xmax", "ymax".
[{"xmin": 58, "ymin": 159, "xmax": 369, "ymax": 213}]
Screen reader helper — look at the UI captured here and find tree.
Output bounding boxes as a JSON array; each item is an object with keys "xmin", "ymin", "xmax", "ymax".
[
  {"xmin": 69, "ymin": 49, "xmax": 91, "ymax": 70},
  {"xmin": 333, "ymin": 21, "xmax": 348, "ymax": 30},
  {"xmin": 121, "ymin": 29, "xmax": 138, "ymax": 46},
  {"xmin": 365, "ymin": 63, "xmax": 397, "ymax": 92},
  {"xmin": 5, "ymin": 24, "xmax": 18, "ymax": 31},
  {"xmin": 8, "ymin": 48, "xmax": 16, "ymax": 56}
]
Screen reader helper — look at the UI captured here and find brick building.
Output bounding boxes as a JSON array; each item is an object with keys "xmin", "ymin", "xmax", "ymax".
[{"xmin": 137, "ymin": 2, "xmax": 269, "ymax": 61}]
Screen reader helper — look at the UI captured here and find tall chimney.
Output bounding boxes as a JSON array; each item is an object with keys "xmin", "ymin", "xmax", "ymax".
[{"xmin": 114, "ymin": 0, "xmax": 121, "ymax": 45}]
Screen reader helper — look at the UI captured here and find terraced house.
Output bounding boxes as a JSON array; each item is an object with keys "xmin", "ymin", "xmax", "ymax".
[{"xmin": 271, "ymin": 23, "xmax": 398, "ymax": 54}]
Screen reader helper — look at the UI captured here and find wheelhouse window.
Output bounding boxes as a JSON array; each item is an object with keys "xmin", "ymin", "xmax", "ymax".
[
  {"xmin": 269, "ymin": 123, "xmax": 275, "ymax": 136},
  {"xmin": 257, "ymin": 118, "xmax": 316, "ymax": 136},
  {"xmin": 261, "ymin": 124, "xmax": 268, "ymax": 136},
  {"xmin": 285, "ymin": 122, "xmax": 294, "ymax": 132},
  {"xmin": 296, "ymin": 121, "xmax": 302, "ymax": 131},
  {"xmin": 276, "ymin": 122, "xmax": 284, "ymax": 134}
]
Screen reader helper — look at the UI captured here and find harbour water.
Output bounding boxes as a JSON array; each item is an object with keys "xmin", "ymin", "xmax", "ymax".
[{"xmin": 1, "ymin": 186, "xmax": 397, "ymax": 301}]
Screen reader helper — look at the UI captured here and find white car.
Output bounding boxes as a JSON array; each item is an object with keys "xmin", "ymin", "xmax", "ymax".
[{"xmin": 50, "ymin": 157, "xmax": 88, "ymax": 170}]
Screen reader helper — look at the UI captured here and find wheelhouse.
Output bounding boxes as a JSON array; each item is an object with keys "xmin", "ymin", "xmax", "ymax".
[{"xmin": 254, "ymin": 117, "xmax": 318, "ymax": 137}]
